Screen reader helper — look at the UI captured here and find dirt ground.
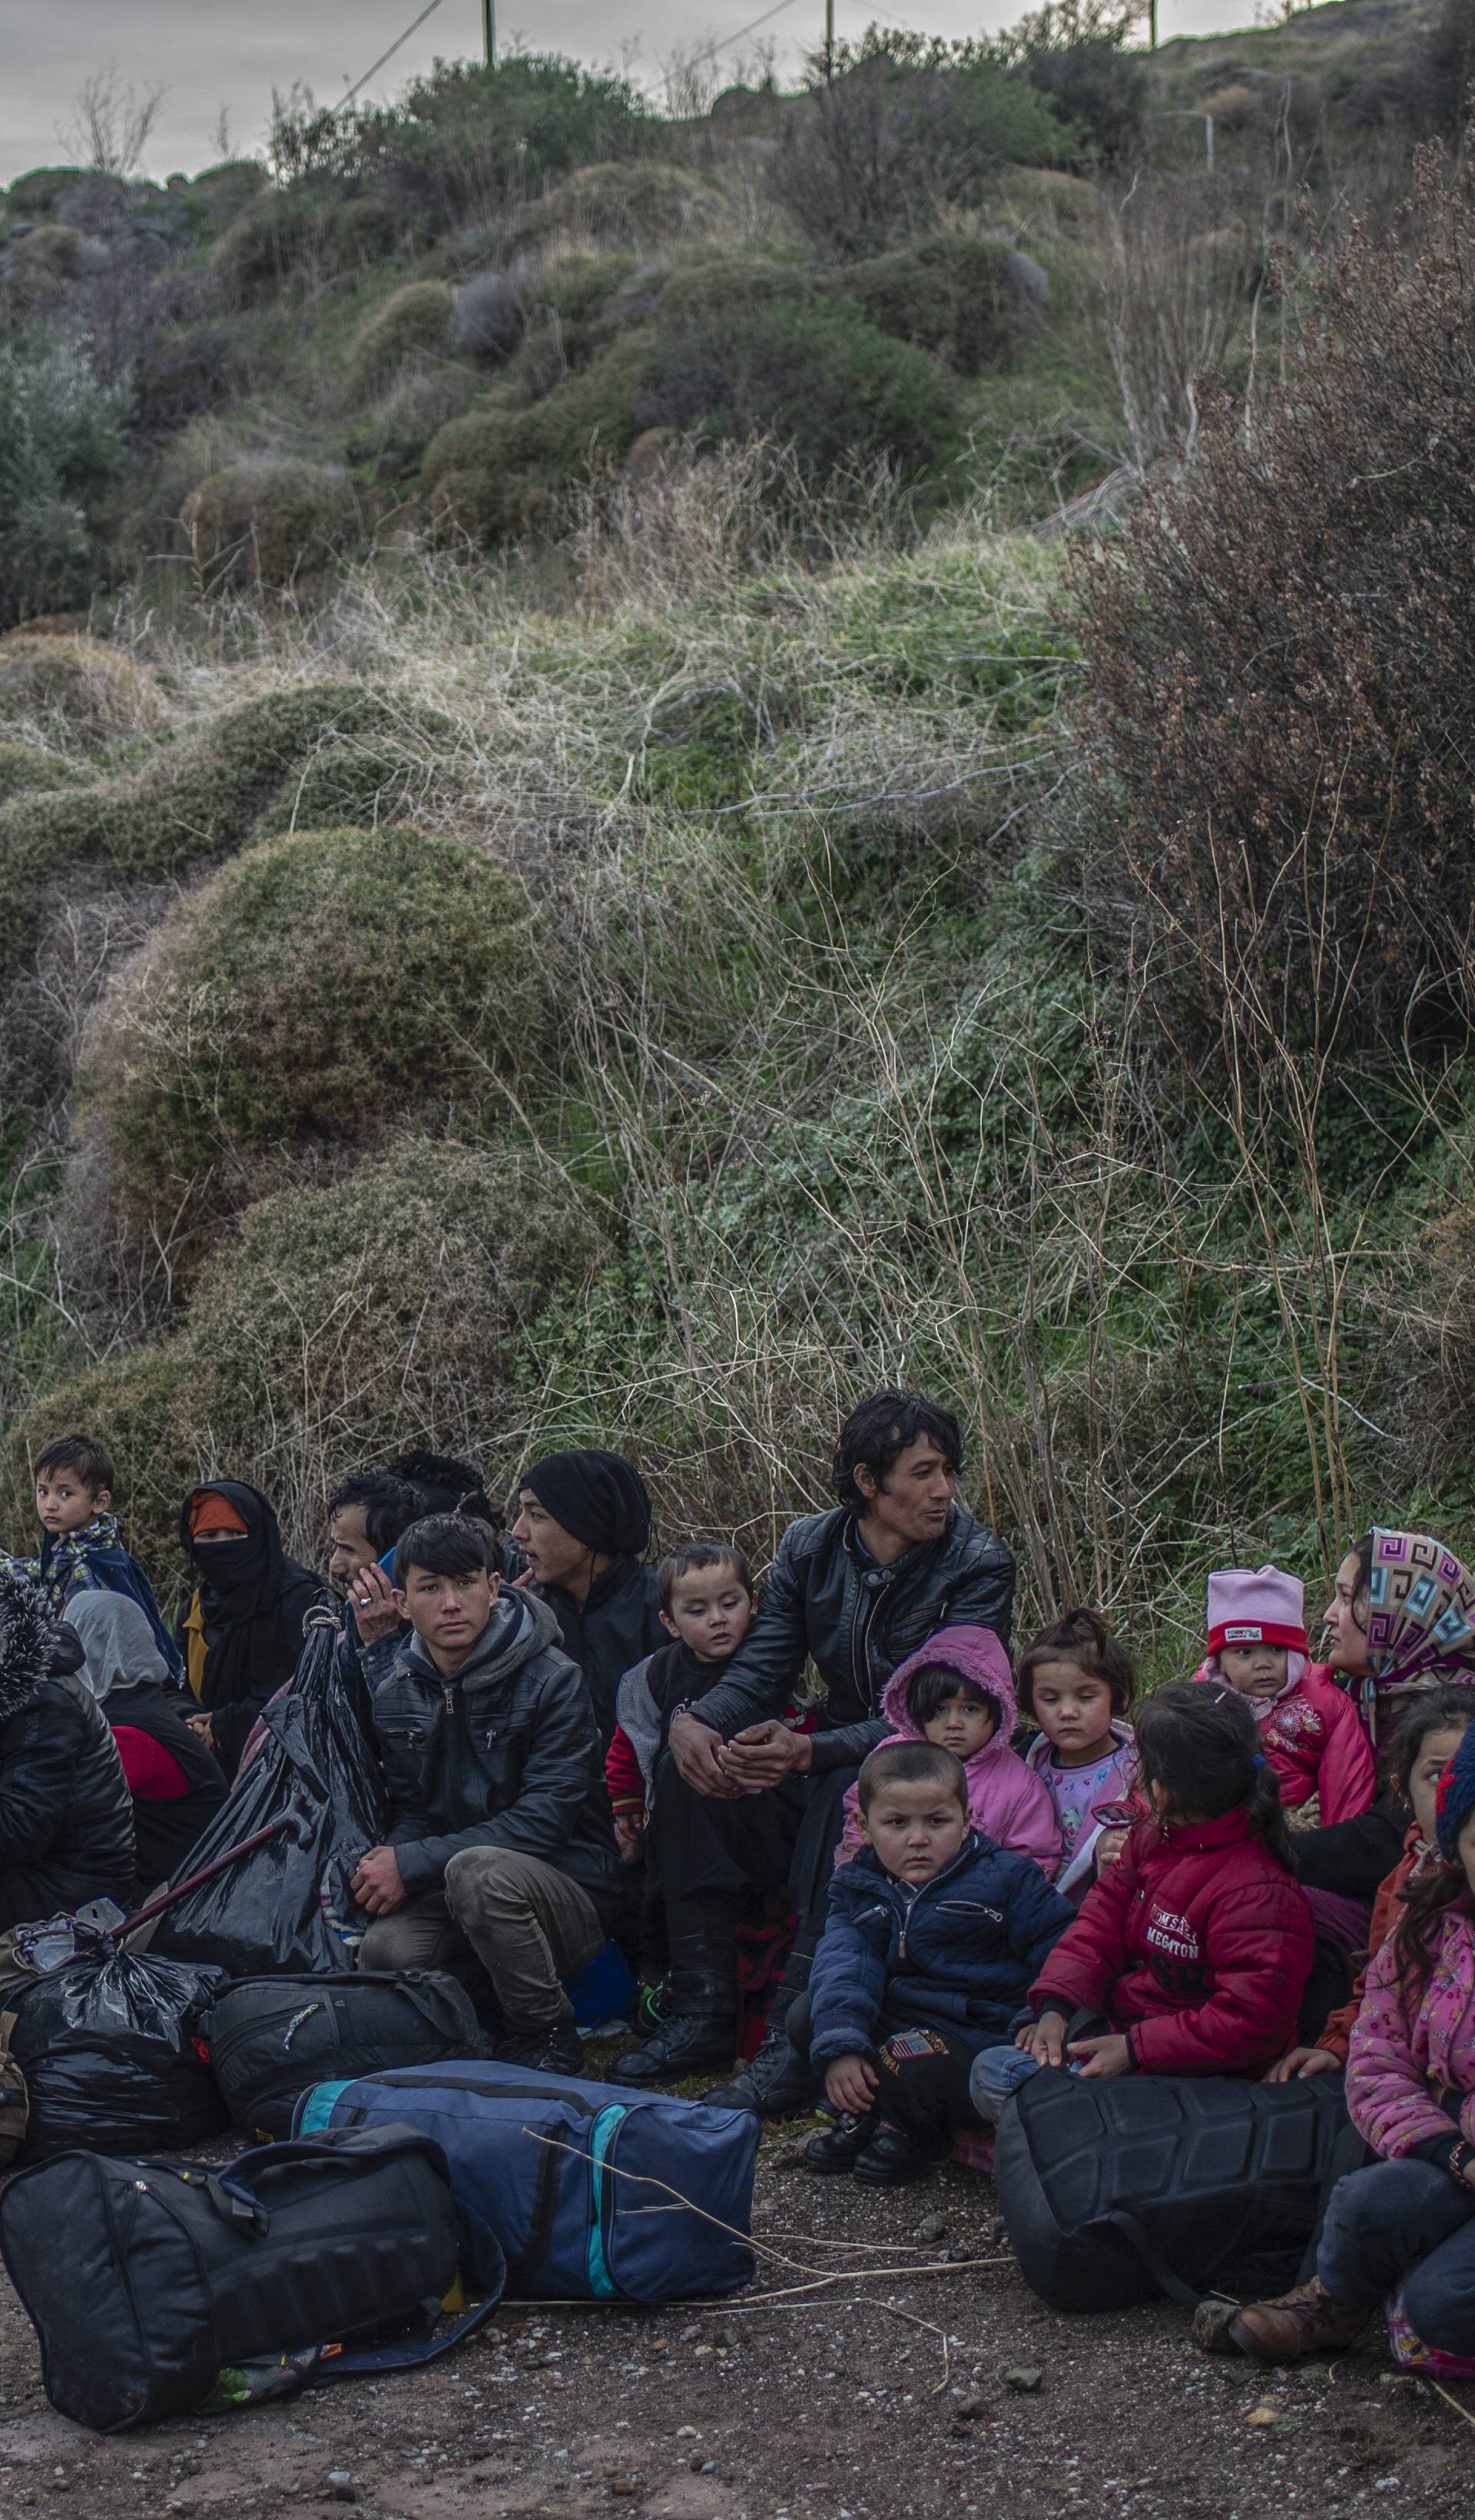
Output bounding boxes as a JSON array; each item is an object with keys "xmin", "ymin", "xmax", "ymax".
[{"xmin": 2, "ymin": 2107, "xmax": 1470, "ymax": 2520}]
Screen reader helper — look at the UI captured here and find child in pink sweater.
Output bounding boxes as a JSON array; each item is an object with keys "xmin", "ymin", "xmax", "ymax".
[{"xmin": 835, "ymin": 1625, "xmax": 1061, "ymax": 1878}]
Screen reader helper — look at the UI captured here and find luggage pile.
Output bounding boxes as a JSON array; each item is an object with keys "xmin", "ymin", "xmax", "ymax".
[{"xmin": 0, "ymin": 1626, "xmax": 762, "ymax": 2434}]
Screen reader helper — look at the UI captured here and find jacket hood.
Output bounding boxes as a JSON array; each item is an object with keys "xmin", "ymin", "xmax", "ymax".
[
  {"xmin": 0, "ymin": 1567, "xmax": 61, "ymax": 1726},
  {"xmin": 880, "ymin": 1623, "xmax": 1017, "ymax": 1749},
  {"xmin": 66, "ymin": 1587, "xmax": 168, "ymax": 1702},
  {"xmin": 406, "ymin": 1581, "xmax": 562, "ymax": 1692}
]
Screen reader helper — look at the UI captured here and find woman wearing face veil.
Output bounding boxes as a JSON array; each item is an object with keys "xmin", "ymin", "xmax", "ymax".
[{"xmin": 176, "ymin": 1483, "xmax": 323, "ymax": 1780}]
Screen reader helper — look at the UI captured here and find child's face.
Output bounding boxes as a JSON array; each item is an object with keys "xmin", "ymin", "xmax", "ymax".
[
  {"xmin": 35, "ymin": 1472, "xmax": 108, "ymax": 1537},
  {"xmin": 393, "ymin": 1563, "xmax": 499, "ymax": 1674},
  {"xmin": 860, "ymin": 1779, "xmax": 969, "ymax": 1886},
  {"xmin": 1029, "ymin": 1659, "xmax": 1115, "ymax": 1764},
  {"xmin": 920, "ymin": 1688, "xmax": 997, "ymax": 1762},
  {"xmin": 661, "ymin": 1562, "xmax": 754, "ymax": 1664},
  {"xmin": 1410, "ymin": 1724, "xmax": 1471, "ymax": 1846},
  {"xmin": 1218, "ymin": 1642, "xmax": 1288, "ymax": 1700}
]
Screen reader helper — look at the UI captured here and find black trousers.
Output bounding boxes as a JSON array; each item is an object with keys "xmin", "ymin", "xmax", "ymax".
[
  {"xmin": 1292, "ymin": 1796, "xmax": 1405, "ymax": 1902},
  {"xmin": 644, "ymin": 1757, "xmax": 859, "ymax": 2019},
  {"xmin": 790, "ymin": 1991, "xmax": 983, "ymax": 2134}
]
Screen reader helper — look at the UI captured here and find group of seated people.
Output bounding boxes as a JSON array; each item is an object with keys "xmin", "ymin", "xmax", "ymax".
[{"xmin": 5, "ymin": 1394, "xmax": 1475, "ymax": 2370}]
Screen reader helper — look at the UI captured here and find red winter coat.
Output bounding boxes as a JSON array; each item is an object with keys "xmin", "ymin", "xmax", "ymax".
[
  {"xmin": 1192, "ymin": 1659, "xmax": 1376, "ymax": 1825},
  {"xmin": 1029, "ymin": 1804, "xmax": 1314, "ymax": 2077}
]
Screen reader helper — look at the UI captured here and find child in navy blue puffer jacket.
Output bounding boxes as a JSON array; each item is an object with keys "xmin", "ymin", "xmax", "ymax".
[{"xmin": 795, "ymin": 1739, "xmax": 1074, "ymax": 2187}]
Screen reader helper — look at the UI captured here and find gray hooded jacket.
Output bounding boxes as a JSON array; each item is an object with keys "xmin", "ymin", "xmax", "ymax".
[{"xmin": 370, "ymin": 1587, "xmax": 620, "ymax": 1919}]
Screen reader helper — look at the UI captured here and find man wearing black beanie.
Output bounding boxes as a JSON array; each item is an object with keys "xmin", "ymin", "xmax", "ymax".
[{"xmin": 511, "ymin": 1450, "xmax": 664, "ymax": 1747}]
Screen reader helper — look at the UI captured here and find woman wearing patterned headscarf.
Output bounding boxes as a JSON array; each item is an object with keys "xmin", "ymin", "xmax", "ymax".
[{"xmin": 1295, "ymin": 1529, "xmax": 1475, "ymax": 1908}]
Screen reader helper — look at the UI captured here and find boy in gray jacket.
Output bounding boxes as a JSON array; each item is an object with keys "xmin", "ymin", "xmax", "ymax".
[{"xmin": 353, "ymin": 1514, "xmax": 619, "ymax": 2074}]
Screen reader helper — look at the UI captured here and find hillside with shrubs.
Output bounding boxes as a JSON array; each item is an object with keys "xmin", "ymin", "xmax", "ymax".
[{"xmin": 2, "ymin": 0, "xmax": 1473, "ymax": 1668}]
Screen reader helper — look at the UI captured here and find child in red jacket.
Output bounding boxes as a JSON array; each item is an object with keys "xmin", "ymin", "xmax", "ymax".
[
  {"xmin": 970, "ymin": 1681, "xmax": 1314, "ymax": 2117},
  {"xmin": 1193, "ymin": 1563, "xmax": 1375, "ymax": 1825}
]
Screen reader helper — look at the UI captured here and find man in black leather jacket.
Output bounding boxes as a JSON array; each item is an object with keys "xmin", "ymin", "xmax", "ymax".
[
  {"xmin": 628, "ymin": 1391, "xmax": 1016, "ymax": 2111},
  {"xmin": 0, "ymin": 1570, "xmax": 136, "ymax": 1928}
]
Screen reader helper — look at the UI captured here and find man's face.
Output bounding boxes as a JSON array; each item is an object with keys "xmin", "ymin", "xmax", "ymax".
[
  {"xmin": 395, "ymin": 1563, "xmax": 499, "ymax": 1673},
  {"xmin": 510, "ymin": 1491, "xmax": 589, "ymax": 1590},
  {"xmin": 859, "ymin": 1778, "xmax": 969, "ymax": 1885},
  {"xmin": 854, "ymin": 1440, "xmax": 956, "ymax": 1549},
  {"xmin": 36, "ymin": 1472, "xmax": 107, "ymax": 1537},
  {"xmin": 327, "ymin": 1504, "xmax": 375, "ymax": 1599}
]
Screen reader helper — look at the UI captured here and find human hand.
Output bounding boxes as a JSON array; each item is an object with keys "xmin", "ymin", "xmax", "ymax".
[
  {"xmin": 1026, "ymin": 2010, "xmax": 1069, "ymax": 2067},
  {"xmin": 824, "ymin": 2054, "xmax": 879, "ymax": 2117},
  {"xmin": 718, "ymin": 1720, "xmax": 814, "ymax": 1790},
  {"xmin": 184, "ymin": 1710, "xmax": 215, "ymax": 1752},
  {"xmin": 1265, "ymin": 2044, "xmax": 1340, "ymax": 2084},
  {"xmin": 1095, "ymin": 1826, "xmax": 1129, "ymax": 1874},
  {"xmin": 351, "ymin": 1845, "xmax": 407, "ymax": 1916},
  {"xmin": 613, "ymin": 1812, "xmax": 645, "ymax": 1865},
  {"xmin": 349, "ymin": 1560, "xmax": 401, "ymax": 1646},
  {"xmin": 1068, "ymin": 2031, "xmax": 1133, "ymax": 2080},
  {"xmin": 669, "ymin": 1710, "xmax": 744, "ymax": 1798}
]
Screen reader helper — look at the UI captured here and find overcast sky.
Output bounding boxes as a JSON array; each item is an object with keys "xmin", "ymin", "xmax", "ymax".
[{"xmin": 0, "ymin": 0, "xmax": 1259, "ymax": 185}]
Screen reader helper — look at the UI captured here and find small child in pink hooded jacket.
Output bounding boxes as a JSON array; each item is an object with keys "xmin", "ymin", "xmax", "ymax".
[{"xmin": 835, "ymin": 1625, "xmax": 1062, "ymax": 1878}]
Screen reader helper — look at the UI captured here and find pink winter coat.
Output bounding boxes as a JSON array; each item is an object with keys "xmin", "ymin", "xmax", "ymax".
[
  {"xmin": 1191, "ymin": 1657, "xmax": 1376, "ymax": 1825},
  {"xmin": 835, "ymin": 1624, "xmax": 1062, "ymax": 1877},
  {"xmin": 1347, "ymin": 1908, "xmax": 1475, "ymax": 2160}
]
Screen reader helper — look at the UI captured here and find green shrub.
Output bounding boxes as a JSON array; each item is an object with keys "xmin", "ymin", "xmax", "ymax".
[
  {"xmin": 841, "ymin": 235, "xmax": 1025, "ymax": 374},
  {"xmin": 184, "ymin": 159, "xmax": 270, "ymax": 230},
  {"xmin": 0, "ymin": 635, "xmax": 161, "ymax": 748},
  {"xmin": 505, "ymin": 161, "xmax": 724, "ymax": 254},
  {"xmin": 644, "ymin": 284, "xmax": 960, "ymax": 474},
  {"xmin": 80, "ymin": 825, "xmax": 549, "ymax": 1235},
  {"xmin": 0, "ymin": 338, "xmax": 131, "ymax": 630},
  {"xmin": 211, "ymin": 184, "xmax": 338, "ymax": 299},
  {"xmin": 5, "ymin": 167, "xmax": 84, "ymax": 219},
  {"xmin": 8, "ymin": 224, "xmax": 85, "ymax": 285},
  {"xmin": 1022, "ymin": 36, "xmax": 1149, "ymax": 164},
  {"xmin": 0, "ymin": 682, "xmax": 459, "ymax": 972},
  {"xmin": 2, "ymin": 1144, "xmax": 605, "ymax": 1571},
  {"xmin": 0, "ymin": 741, "xmax": 86, "ymax": 804},
  {"xmin": 346, "ymin": 280, "xmax": 453, "ymax": 401},
  {"xmin": 423, "ymin": 333, "xmax": 648, "ymax": 542},
  {"xmin": 180, "ymin": 458, "xmax": 361, "ymax": 589}
]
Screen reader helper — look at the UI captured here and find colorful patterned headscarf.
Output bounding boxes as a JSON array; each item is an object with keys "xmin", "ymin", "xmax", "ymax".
[{"xmin": 1365, "ymin": 1529, "xmax": 1475, "ymax": 1697}]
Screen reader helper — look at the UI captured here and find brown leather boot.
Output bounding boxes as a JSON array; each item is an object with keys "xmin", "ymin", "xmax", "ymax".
[{"xmin": 1228, "ymin": 2278, "xmax": 1371, "ymax": 2363}]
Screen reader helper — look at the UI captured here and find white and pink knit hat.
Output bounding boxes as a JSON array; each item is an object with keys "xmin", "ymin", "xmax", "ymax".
[{"xmin": 1205, "ymin": 1564, "xmax": 1308, "ymax": 1658}]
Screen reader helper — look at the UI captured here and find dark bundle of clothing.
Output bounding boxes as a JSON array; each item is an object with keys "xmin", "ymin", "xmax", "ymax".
[
  {"xmin": 0, "ymin": 1570, "xmax": 134, "ymax": 1931},
  {"xmin": 176, "ymin": 1483, "xmax": 323, "ymax": 1779}
]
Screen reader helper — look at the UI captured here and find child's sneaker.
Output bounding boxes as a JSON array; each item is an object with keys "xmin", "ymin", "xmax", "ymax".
[
  {"xmin": 804, "ymin": 2110, "xmax": 879, "ymax": 2174},
  {"xmin": 1386, "ymin": 2287, "xmax": 1475, "ymax": 2379}
]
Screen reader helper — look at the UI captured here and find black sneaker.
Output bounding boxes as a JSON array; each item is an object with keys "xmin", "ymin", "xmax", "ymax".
[
  {"xmin": 496, "ymin": 2021, "xmax": 585, "ymax": 2079},
  {"xmin": 805, "ymin": 2110, "xmax": 879, "ymax": 2174},
  {"xmin": 851, "ymin": 2124, "xmax": 945, "ymax": 2188},
  {"xmin": 703, "ymin": 2034, "xmax": 817, "ymax": 2120},
  {"xmin": 610, "ymin": 2015, "xmax": 738, "ymax": 2084}
]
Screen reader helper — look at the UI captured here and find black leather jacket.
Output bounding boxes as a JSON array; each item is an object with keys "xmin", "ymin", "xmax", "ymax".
[
  {"xmin": 689, "ymin": 1504, "xmax": 1016, "ymax": 1770},
  {"xmin": 371, "ymin": 1587, "xmax": 620, "ymax": 1922}
]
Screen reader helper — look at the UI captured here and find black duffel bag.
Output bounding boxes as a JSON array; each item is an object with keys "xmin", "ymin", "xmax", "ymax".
[
  {"xmin": 208, "ymin": 1971, "xmax": 487, "ymax": 2135},
  {"xmin": 994, "ymin": 2061, "xmax": 1364, "ymax": 2313},
  {"xmin": 0, "ymin": 2124, "xmax": 505, "ymax": 2433}
]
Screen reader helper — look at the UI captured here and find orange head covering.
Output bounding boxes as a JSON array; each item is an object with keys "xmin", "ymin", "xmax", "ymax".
[{"xmin": 187, "ymin": 1489, "xmax": 250, "ymax": 1538}]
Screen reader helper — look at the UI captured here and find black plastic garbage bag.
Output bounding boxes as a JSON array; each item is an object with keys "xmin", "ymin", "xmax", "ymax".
[
  {"xmin": 7, "ymin": 1933, "xmax": 228, "ymax": 2159},
  {"xmin": 152, "ymin": 1615, "xmax": 386, "ymax": 1978}
]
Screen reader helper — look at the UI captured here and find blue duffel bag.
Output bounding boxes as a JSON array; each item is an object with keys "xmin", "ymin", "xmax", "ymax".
[{"xmin": 294, "ymin": 2061, "xmax": 761, "ymax": 2303}]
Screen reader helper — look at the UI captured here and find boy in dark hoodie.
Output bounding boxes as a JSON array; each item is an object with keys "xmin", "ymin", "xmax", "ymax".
[
  {"xmin": 797, "ymin": 1740, "xmax": 1073, "ymax": 2186},
  {"xmin": 355, "ymin": 1514, "xmax": 620, "ymax": 2076}
]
